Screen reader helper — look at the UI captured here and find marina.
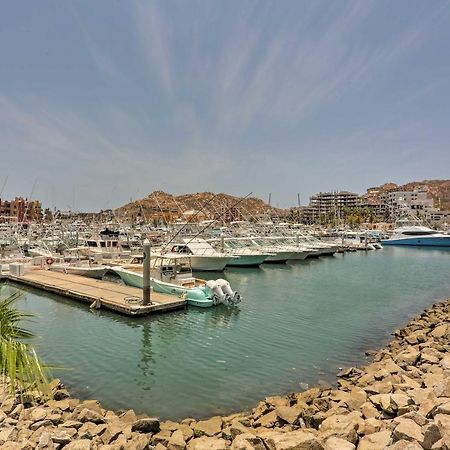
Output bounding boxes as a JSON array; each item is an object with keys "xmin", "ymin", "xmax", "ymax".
[
  {"xmin": 1, "ymin": 1, "xmax": 450, "ymax": 446},
  {"xmin": 4, "ymin": 245, "xmax": 450, "ymax": 420}
]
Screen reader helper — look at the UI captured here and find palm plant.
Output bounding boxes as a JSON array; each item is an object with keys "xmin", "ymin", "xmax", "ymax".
[{"xmin": 0, "ymin": 287, "xmax": 50, "ymax": 399}]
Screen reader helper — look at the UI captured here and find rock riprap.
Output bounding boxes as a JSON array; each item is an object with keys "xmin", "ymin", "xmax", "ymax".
[{"xmin": 1, "ymin": 299, "xmax": 450, "ymax": 449}]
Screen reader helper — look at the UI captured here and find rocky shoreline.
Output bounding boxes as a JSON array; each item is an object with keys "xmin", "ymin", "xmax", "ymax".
[{"xmin": 1, "ymin": 298, "xmax": 450, "ymax": 449}]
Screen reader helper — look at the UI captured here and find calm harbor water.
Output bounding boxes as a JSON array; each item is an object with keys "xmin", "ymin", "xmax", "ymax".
[{"xmin": 2, "ymin": 246, "xmax": 450, "ymax": 420}]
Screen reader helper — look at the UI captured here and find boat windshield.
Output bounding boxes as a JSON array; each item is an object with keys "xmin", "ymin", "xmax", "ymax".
[
  {"xmin": 225, "ymin": 240, "xmax": 246, "ymax": 249},
  {"xmin": 154, "ymin": 256, "xmax": 192, "ymax": 272},
  {"xmin": 269, "ymin": 238, "xmax": 286, "ymax": 246},
  {"xmin": 252, "ymin": 238, "xmax": 267, "ymax": 247},
  {"xmin": 171, "ymin": 245, "xmax": 192, "ymax": 254},
  {"xmin": 232, "ymin": 238, "xmax": 253, "ymax": 247}
]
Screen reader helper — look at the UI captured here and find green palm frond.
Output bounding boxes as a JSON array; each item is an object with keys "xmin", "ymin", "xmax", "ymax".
[{"xmin": 0, "ymin": 286, "xmax": 51, "ymax": 400}]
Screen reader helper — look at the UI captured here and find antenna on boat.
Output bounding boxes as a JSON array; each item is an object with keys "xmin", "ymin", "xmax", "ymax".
[
  {"xmin": 182, "ymin": 192, "xmax": 253, "ymax": 246},
  {"xmin": 151, "ymin": 192, "xmax": 171, "ymax": 226},
  {"xmin": 161, "ymin": 193, "xmax": 220, "ymax": 252},
  {"xmin": 0, "ymin": 175, "xmax": 8, "ymax": 198},
  {"xmin": 18, "ymin": 178, "xmax": 38, "ymax": 231},
  {"xmin": 171, "ymin": 196, "xmax": 190, "ymax": 221}
]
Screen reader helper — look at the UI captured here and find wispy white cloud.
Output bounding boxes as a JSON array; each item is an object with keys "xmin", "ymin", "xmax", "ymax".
[
  {"xmin": 133, "ymin": 0, "xmax": 174, "ymax": 95},
  {"xmin": 69, "ymin": 5, "xmax": 122, "ymax": 79},
  {"xmin": 206, "ymin": 0, "xmax": 448, "ymax": 132},
  {"xmin": 82, "ymin": 32, "xmax": 121, "ymax": 80},
  {"xmin": 213, "ymin": 0, "xmax": 376, "ymax": 130}
]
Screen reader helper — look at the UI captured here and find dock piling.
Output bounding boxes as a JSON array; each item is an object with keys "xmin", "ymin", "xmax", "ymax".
[{"xmin": 143, "ymin": 238, "xmax": 151, "ymax": 305}]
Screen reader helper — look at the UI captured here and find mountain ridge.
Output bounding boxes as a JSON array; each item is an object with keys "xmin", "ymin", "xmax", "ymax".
[
  {"xmin": 116, "ymin": 191, "xmax": 280, "ymax": 222},
  {"xmin": 115, "ymin": 179, "xmax": 450, "ymax": 223}
]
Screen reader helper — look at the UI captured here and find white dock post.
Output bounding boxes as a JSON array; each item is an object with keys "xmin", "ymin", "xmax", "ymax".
[{"xmin": 143, "ymin": 238, "xmax": 151, "ymax": 305}]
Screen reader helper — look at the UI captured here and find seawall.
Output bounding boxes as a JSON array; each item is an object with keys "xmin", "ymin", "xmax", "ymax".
[{"xmin": 1, "ymin": 298, "xmax": 450, "ymax": 449}]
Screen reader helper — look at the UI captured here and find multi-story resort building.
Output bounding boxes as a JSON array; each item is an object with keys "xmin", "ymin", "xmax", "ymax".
[
  {"xmin": 0, "ymin": 197, "xmax": 42, "ymax": 223},
  {"xmin": 300, "ymin": 186, "xmax": 449, "ymax": 226},
  {"xmin": 301, "ymin": 191, "xmax": 359, "ymax": 224}
]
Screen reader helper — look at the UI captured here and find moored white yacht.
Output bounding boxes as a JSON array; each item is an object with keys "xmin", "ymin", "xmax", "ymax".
[
  {"xmin": 169, "ymin": 238, "xmax": 234, "ymax": 271},
  {"xmin": 250, "ymin": 237, "xmax": 312, "ymax": 260},
  {"xmin": 381, "ymin": 226, "xmax": 450, "ymax": 247},
  {"xmin": 207, "ymin": 238, "xmax": 271, "ymax": 267},
  {"xmin": 230, "ymin": 237, "xmax": 296, "ymax": 263},
  {"xmin": 77, "ymin": 237, "xmax": 131, "ymax": 260}
]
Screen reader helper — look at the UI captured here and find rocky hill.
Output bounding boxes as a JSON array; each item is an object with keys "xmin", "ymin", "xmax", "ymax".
[
  {"xmin": 365, "ymin": 179, "xmax": 450, "ymax": 210},
  {"xmin": 116, "ymin": 191, "xmax": 279, "ymax": 223}
]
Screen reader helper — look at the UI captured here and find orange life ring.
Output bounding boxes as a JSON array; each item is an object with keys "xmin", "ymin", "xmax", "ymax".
[{"xmin": 46, "ymin": 257, "xmax": 54, "ymax": 266}]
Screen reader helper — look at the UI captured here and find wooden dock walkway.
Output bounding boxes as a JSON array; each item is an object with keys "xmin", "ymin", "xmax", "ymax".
[{"xmin": 2, "ymin": 269, "xmax": 186, "ymax": 316}]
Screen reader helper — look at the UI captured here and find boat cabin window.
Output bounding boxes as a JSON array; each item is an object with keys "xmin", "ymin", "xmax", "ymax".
[
  {"xmin": 177, "ymin": 260, "xmax": 192, "ymax": 273},
  {"xmin": 100, "ymin": 241, "xmax": 106, "ymax": 248},
  {"xmin": 87, "ymin": 241, "xmax": 98, "ymax": 247},
  {"xmin": 161, "ymin": 265, "xmax": 175, "ymax": 274},
  {"xmin": 401, "ymin": 230, "xmax": 436, "ymax": 236},
  {"xmin": 171, "ymin": 245, "xmax": 191, "ymax": 254}
]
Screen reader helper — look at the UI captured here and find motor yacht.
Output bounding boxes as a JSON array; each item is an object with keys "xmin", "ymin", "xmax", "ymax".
[
  {"xmin": 381, "ymin": 226, "xmax": 450, "ymax": 247},
  {"xmin": 207, "ymin": 238, "xmax": 271, "ymax": 267},
  {"xmin": 168, "ymin": 238, "xmax": 234, "ymax": 271}
]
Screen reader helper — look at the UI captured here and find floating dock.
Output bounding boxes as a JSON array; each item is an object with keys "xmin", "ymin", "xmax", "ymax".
[{"xmin": 1, "ymin": 269, "xmax": 186, "ymax": 316}]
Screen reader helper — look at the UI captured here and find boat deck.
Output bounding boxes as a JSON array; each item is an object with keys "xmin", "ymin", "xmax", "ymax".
[{"xmin": 1, "ymin": 269, "xmax": 186, "ymax": 316}]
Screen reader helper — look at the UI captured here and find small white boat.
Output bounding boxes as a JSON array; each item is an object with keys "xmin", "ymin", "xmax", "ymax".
[
  {"xmin": 77, "ymin": 237, "xmax": 131, "ymax": 259},
  {"xmin": 247, "ymin": 238, "xmax": 300, "ymax": 262},
  {"xmin": 49, "ymin": 262, "xmax": 109, "ymax": 279},
  {"xmin": 169, "ymin": 238, "xmax": 234, "ymax": 271},
  {"xmin": 207, "ymin": 238, "xmax": 271, "ymax": 267},
  {"xmin": 26, "ymin": 247, "xmax": 53, "ymax": 258},
  {"xmin": 251, "ymin": 237, "xmax": 313, "ymax": 260}
]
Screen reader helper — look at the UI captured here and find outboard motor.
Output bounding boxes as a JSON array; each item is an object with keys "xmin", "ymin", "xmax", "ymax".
[
  {"xmin": 205, "ymin": 280, "xmax": 225, "ymax": 305},
  {"xmin": 232, "ymin": 292, "xmax": 241, "ymax": 304},
  {"xmin": 216, "ymin": 279, "xmax": 241, "ymax": 305}
]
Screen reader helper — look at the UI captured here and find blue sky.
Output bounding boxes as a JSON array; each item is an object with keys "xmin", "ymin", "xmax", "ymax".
[{"xmin": 1, "ymin": 0, "xmax": 450, "ymax": 211}]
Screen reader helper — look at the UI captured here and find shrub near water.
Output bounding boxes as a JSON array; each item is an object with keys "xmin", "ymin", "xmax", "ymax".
[{"xmin": 0, "ymin": 286, "xmax": 50, "ymax": 400}]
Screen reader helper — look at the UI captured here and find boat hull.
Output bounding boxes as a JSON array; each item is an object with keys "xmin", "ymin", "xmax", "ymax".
[
  {"xmin": 318, "ymin": 247, "xmax": 338, "ymax": 256},
  {"xmin": 113, "ymin": 268, "xmax": 214, "ymax": 307},
  {"xmin": 288, "ymin": 250, "xmax": 311, "ymax": 260},
  {"xmin": 50, "ymin": 265, "xmax": 108, "ymax": 279},
  {"xmin": 226, "ymin": 255, "xmax": 268, "ymax": 267},
  {"xmin": 381, "ymin": 237, "xmax": 450, "ymax": 247},
  {"xmin": 263, "ymin": 251, "xmax": 296, "ymax": 263},
  {"xmin": 190, "ymin": 256, "xmax": 231, "ymax": 271}
]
